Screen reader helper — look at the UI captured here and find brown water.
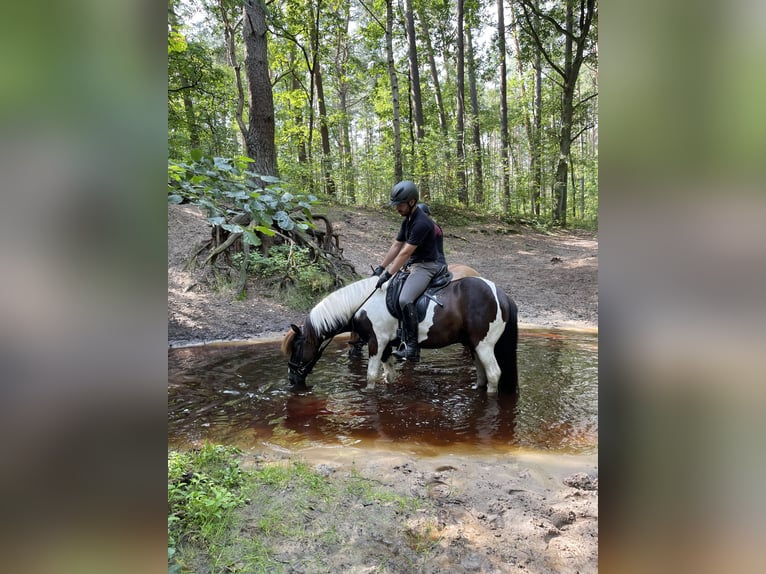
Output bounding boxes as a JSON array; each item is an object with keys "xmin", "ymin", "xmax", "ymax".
[{"xmin": 168, "ymin": 329, "xmax": 597, "ymax": 454}]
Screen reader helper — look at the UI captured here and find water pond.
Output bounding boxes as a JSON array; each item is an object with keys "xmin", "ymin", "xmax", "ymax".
[{"xmin": 168, "ymin": 329, "xmax": 597, "ymax": 455}]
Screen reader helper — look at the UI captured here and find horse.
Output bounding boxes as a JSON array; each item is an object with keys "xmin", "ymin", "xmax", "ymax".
[{"xmin": 282, "ymin": 273, "xmax": 518, "ymax": 395}]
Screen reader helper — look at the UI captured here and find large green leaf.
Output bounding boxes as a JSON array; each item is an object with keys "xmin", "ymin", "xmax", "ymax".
[
  {"xmin": 274, "ymin": 211, "xmax": 295, "ymax": 231},
  {"xmin": 190, "ymin": 148, "xmax": 203, "ymax": 162}
]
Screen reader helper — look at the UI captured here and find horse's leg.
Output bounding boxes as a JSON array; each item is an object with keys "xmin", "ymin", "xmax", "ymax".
[
  {"xmin": 381, "ymin": 345, "xmax": 397, "ymax": 383},
  {"xmin": 365, "ymin": 342, "xmax": 396, "ymax": 390},
  {"xmin": 365, "ymin": 353, "xmax": 382, "ymax": 390},
  {"xmin": 473, "ymin": 355, "xmax": 488, "ymax": 389},
  {"xmin": 474, "ymin": 342, "xmax": 502, "ymax": 395}
]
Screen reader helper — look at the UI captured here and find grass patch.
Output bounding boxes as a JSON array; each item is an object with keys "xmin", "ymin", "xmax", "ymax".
[{"xmin": 169, "ymin": 447, "xmax": 438, "ymax": 573}]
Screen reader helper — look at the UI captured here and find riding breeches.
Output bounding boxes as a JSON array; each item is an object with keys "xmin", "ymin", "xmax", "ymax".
[{"xmin": 398, "ymin": 261, "xmax": 442, "ymax": 310}]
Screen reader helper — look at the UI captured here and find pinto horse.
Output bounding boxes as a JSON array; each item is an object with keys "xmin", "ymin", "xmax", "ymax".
[{"xmin": 282, "ymin": 274, "xmax": 518, "ymax": 395}]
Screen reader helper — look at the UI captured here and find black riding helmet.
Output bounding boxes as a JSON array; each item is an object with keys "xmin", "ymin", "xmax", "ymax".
[{"xmin": 389, "ymin": 180, "xmax": 419, "ymax": 206}]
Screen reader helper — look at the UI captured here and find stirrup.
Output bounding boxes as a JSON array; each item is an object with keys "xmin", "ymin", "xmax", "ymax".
[{"xmin": 392, "ymin": 343, "xmax": 420, "ymax": 362}]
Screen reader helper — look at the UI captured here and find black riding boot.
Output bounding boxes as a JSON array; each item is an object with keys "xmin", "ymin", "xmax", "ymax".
[{"xmin": 392, "ymin": 303, "xmax": 420, "ymax": 362}]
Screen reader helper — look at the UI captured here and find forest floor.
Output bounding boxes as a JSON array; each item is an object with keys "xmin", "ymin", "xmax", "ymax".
[{"xmin": 168, "ymin": 202, "xmax": 599, "ymax": 573}]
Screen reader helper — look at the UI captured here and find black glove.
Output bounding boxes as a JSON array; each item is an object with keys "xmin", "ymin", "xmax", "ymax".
[
  {"xmin": 375, "ymin": 270, "xmax": 392, "ymax": 289},
  {"xmin": 372, "ymin": 265, "xmax": 385, "ymax": 277}
]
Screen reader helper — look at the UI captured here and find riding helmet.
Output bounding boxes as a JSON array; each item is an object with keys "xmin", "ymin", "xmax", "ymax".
[
  {"xmin": 389, "ymin": 180, "xmax": 419, "ymax": 206},
  {"xmin": 417, "ymin": 203, "xmax": 431, "ymax": 216}
]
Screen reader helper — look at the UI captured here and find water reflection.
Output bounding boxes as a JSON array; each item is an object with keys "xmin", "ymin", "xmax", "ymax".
[{"xmin": 168, "ymin": 329, "xmax": 597, "ymax": 453}]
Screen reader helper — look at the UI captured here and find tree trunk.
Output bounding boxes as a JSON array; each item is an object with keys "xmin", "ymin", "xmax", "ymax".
[
  {"xmin": 315, "ymin": 62, "xmax": 336, "ymax": 196},
  {"xmin": 404, "ymin": 0, "xmax": 428, "ymax": 200},
  {"xmin": 455, "ymin": 0, "xmax": 468, "ymax": 205},
  {"xmin": 497, "ymin": 0, "xmax": 511, "ymax": 212},
  {"xmin": 466, "ymin": 25, "xmax": 483, "ymax": 205},
  {"xmin": 291, "ymin": 69, "xmax": 307, "ymax": 165},
  {"xmin": 533, "ymin": 45, "xmax": 542, "ymax": 217},
  {"xmin": 418, "ymin": 7, "xmax": 451, "ymax": 196},
  {"xmin": 310, "ymin": 4, "xmax": 336, "ymax": 196},
  {"xmin": 385, "ymin": 0, "xmax": 403, "ymax": 182},
  {"xmin": 336, "ymin": 4, "xmax": 355, "ymax": 202},
  {"xmin": 243, "ymin": 0, "xmax": 278, "ymax": 182}
]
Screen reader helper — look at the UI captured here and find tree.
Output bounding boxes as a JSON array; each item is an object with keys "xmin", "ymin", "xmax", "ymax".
[
  {"xmin": 465, "ymin": 19, "xmax": 483, "ymax": 205},
  {"xmin": 455, "ymin": 0, "xmax": 468, "ymax": 205},
  {"xmin": 517, "ymin": 0, "xmax": 597, "ymax": 225},
  {"xmin": 497, "ymin": 0, "xmax": 511, "ymax": 211},
  {"xmin": 385, "ymin": 0, "xmax": 403, "ymax": 182},
  {"xmin": 303, "ymin": 1, "xmax": 337, "ymax": 196},
  {"xmin": 243, "ymin": 0, "xmax": 279, "ymax": 183},
  {"xmin": 404, "ymin": 0, "xmax": 427, "ymax": 198}
]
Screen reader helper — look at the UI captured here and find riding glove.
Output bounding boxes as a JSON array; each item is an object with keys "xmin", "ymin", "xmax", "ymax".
[
  {"xmin": 376, "ymin": 271, "xmax": 392, "ymax": 289},
  {"xmin": 372, "ymin": 265, "xmax": 385, "ymax": 277}
]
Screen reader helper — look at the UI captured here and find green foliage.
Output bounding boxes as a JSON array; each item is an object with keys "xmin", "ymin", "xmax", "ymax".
[
  {"xmin": 168, "ymin": 151, "xmax": 317, "ymax": 245},
  {"xmin": 168, "ymin": 444, "xmax": 248, "ymax": 571},
  {"xmin": 170, "ymin": 0, "xmax": 597, "ymax": 226},
  {"xmin": 238, "ymin": 244, "xmax": 336, "ymax": 310}
]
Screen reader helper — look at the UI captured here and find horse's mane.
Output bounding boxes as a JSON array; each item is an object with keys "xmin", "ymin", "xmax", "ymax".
[
  {"xmin": 281, "ymin": 276, "xmax": 378, "ymax": 354},
  {"xmin": 306, "ymin": 276, "xmax": 378, "ymax": 338}
]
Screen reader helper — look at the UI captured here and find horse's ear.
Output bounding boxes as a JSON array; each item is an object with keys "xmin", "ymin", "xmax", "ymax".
[{"xmin": 291, "ymin": 324, "xmax": 301, "ymax": 335}]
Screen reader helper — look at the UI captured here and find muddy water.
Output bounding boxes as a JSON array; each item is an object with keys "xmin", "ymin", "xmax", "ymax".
[{"xmin": 168, "ymin": 329, "xmax": 597, "ymax": 455}]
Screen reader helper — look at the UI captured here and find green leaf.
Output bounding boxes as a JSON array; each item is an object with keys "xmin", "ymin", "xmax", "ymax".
[
  {"xmin": 190, "ymin": 148, "xmax": 203, "ymax": 162},
  {"xmin": 208, "ymin": 216, "xmax": 226, "ymax": 226},
  {"xmin": 213, "ymin": 157, "xmax": 233, "ymax": 171},
  {"xmin": 168, "ymin": 194, "xmax": 183, "ymax": 204},
  {"xmin": 242, "ymin": 231, "xmax": 262, "ymax": 246},
  {"xmin": 254, "ymin": 225, "xmax": 276, "ymax": 237},
  {"xmin": 222, "ymin": 223, "xmax": 244, "ymax": 234},
  {"xmin": 280, "ymin": 192, "xmax": 294, "ymax": 203},
  {"xmin": 274, "ymin": 211, "xmax": 295, "ymax": 231},
  {"xmin": 260, "ymin": 174, "xmax": 281, "ymax": 184}
]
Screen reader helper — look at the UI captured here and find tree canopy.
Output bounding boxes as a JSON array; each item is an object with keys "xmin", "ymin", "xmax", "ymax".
[{"xmin": 169, "ymin": 0, "xmax": 598, "ymax": 226}]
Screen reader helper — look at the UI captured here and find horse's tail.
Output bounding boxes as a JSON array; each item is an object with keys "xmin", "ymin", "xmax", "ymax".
[{"xmin": 495, "ymin": 294, "xmax": 519, "ymax": 394}]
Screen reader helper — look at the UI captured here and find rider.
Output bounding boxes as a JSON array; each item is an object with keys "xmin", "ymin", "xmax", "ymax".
[
  {"xmin": 417, "ymin": 203, "xmax": 447, "ymax": 267},
  {"xmin": 372, "ymin": 181, "xmax": 440, "ymax": 362}
]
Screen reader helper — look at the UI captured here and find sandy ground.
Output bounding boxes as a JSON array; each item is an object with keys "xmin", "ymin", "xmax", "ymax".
[{"xmin": 168, "ymin": 203, "xmax": 599, "ymax": 572}]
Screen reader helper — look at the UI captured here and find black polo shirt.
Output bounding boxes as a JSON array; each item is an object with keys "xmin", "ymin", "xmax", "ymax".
[{"xmin": 395, "ymin": 206, "xmax": 438, "ymax": 263}]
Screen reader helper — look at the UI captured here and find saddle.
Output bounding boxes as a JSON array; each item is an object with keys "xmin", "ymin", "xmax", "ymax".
[{"xmin": 385, "ymin": 265, "xmax": 452, "ymax": 322}]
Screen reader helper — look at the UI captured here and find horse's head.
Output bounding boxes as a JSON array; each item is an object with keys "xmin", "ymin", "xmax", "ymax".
[{"xmin": 283, "ymin": 323, "xmax": 323, "ymax": 386}]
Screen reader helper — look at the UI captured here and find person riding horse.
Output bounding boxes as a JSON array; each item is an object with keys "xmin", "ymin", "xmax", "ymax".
[
  {"xmin": 372, "ymin": 181, "xmax": 440, "ymax": 362},
  {"xmin": 417, "ymin": 202, "xmax": 446, "ymax": 266}
]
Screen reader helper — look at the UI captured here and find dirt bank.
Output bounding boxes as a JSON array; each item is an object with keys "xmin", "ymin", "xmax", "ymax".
[{"xmin": 168, "ymin": 203, "xmax": 597, "ymax": 345}]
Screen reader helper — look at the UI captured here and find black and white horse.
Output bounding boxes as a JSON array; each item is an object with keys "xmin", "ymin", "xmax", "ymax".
[{"xmin": 282, "ymin": 275, "xmax": 518, "ymax": 395}]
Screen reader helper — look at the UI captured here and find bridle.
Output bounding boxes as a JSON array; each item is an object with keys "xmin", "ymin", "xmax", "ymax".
[{"xmin": 288, "ymin": 332, "xmax": 337, "ymax": 381}]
